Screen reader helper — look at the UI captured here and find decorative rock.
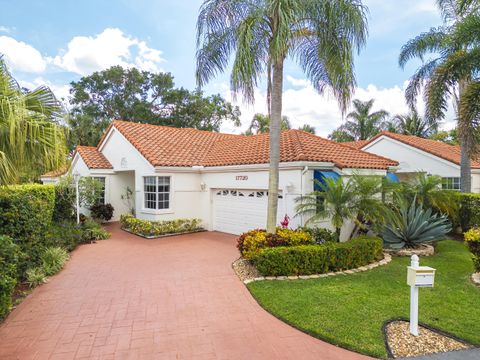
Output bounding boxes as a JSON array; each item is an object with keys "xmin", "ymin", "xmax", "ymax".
[
  {"xmin": 299, "ymin": 275, "xmax": 311, "ymax": 280},
  {"xmin": 326, "ymin": 272, "xmax": 335, "ymax": 276},
  {"xmin": 276, "ymin": 276, "xmax": 287, "ymax": 280},
  {"xmin": 358, "ymin": 266, "xmax": 368, "ymax": 271},
  {"xmin": 243, "ymin": 279, "xmax": 253, "ymax": 284},
  {"xmin": 310, "ymin": 274, "xmax": 321, "ymax": 279},
  {"xmin": 287, "ymin": 276, "xmax": 299, "ymax": 280},
  {"xmin": 319, "ymin": 274, "xmax": 329, "ymax": 278},
  {"xmin": 472, "ymin": 273, "xmax": 480, "ymax": 286},
  {"xmin": 344, "ymin": 270, "xmax": 355, "ymax": 274},
  {"xmin": 265, "ymin": 276, "xmax": 276, "ymax": 281},
  {"xmin": 254, "ymin": 277, "xmax": 265, "ymax": 281}
]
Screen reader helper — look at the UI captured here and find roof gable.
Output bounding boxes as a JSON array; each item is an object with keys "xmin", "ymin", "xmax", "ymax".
[{"xmin": 76, "ymin": 146, "xmax": 113, "ymax": 169}]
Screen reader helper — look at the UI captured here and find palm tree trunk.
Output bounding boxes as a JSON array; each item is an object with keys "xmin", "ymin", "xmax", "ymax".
[
  {"xmin": 266, "ymin": 58, "xmax": 284, "ymax": 233},
  {"xmin": 459, "ymin": 79, "xmax": 472, "ymax": 193}
]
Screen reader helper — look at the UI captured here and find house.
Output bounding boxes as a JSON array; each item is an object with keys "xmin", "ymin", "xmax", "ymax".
[
  {"xmin": 345, "ymin": 131, "xmax": 480, "ymax": 192},
  {"xmin": 59, "ymin": 120, "xmax": 398, "ymax": 235}
]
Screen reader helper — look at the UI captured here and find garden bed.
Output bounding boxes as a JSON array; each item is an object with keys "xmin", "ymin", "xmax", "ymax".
[
  {"xmin": 122, "ymin": 227, "xmax": 206, "ymax": 239},
  {"xmin": 385, "ymin": 244, "xmax": 435, "ymax": 257},
  {"xmin": 120, "ymin": 214, "xmax": 204, "ymax": 239}
]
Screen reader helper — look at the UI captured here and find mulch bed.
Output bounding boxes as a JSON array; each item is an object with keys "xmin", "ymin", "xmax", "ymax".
[
  {"xmin": 385, "ymin": 320, "xmax": 471, "ymax": 358},
  {"xmin": 232, "ymin": 258, "xmax": 259, "ymax": 281}
]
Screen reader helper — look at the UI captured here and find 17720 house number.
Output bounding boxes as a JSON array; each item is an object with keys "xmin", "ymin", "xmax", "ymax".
[{"xmin": 235, "ymin": 176, "xmax": 248, "ymax": 181}]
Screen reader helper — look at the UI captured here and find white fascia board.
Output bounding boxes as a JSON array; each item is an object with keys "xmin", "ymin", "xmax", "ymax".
[
  {"xmin": 363, "ymin": 136, "xmax": 460, "ymax": 170},
  {"xmin": 339, "ymin": 168, "xmax": 389, "ymax": 176},
  {"xmin": 89, "ymin": 169, "xmax": 115, "ymax": 175}
]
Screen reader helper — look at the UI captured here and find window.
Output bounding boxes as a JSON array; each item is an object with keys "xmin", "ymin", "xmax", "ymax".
[
  {"xmin": 313, "ymin": 171, "xmax": 341, "ymax": 213},
  {"xmin": 93, "ymin": 177, "xmax": 106, "ymax": 204},
  {"xmin": 144, "ymin": 176, "xmax": 171, "ymax": 210},
  {"xmin": 442, "ymin": 177, "xmax": 460, "ymax": 191}
]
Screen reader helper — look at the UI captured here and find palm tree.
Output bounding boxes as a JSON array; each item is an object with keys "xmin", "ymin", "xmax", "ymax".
[
  {"xmin": 196, "ymin": 0, "xmax": 368, "ymax": 233},
  {"xmin": 329, "ymin": 99, "xmax": 389, "ymax": 141},
  {"xmin": 0, "ymin": 58, "xmax": 67, "ymax": 184},
  {"xmin": 246, "ymin": 113, "xmax": 291, "ymax": 135},
  {"xmin": 299, "ymin": 124, "xmax": 315, "ymax": 134},
  {"xmin": 391, "ymin": 110, "xmax": 438, "ymax": 138},
  {"xmin": 398, "ymin": 0, "xmax": 477, "ymax": 192}
]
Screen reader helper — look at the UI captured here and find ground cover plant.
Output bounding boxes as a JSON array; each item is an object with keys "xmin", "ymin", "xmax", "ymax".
[
  {"xmin": 247, "ymin": 240, "xmax": 480, "ymax": 358},
  {"xmin": 120, "ymin": 214, "xmax": 202, "ymax": 238}
]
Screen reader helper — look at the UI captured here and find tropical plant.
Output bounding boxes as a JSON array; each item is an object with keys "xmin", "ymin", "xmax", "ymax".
[
  {"xmin": 245, "ymin": 113, "xmax": 291, "ymax": 135},
  {"xmin": 53, "ymin": 175, "xmax": 76, "ymax": 222},
  {"xmin": 382, "ymin": 198, "xmax": 452, "ymax": 249},
  {"xmin": 464, "ymin": 226, "xmax": 480, "ymax": 271},
  {"xmin": 0, "ymin": 57, "xmax": 67, "ymax": 184},
  {"xmin": 25, "ymin": 267, "xmax": 47, "ymax": 288},
  {"xmin": 196, "ymin": 0, "xmax": 368, "ymax": 233},
  {"xmin": 90, "ymin": 203, "xmax": 114, "ymax": 222},
  {"xmin": 298, "ymin": 226, "xmax": 338, "ymax": 243},
  {"xmin": 390, "ymin": 109, "xmax": 439, "ymax": 138},
  {"xmin": 41, "ymin": 247, "xmax": 69, "ymax": 276},
  {"xmin": 78, "ymin": 177, "xmax": 104, "ymax": 208},
  {"xmin": 298, "ymin": 124, "xmax": 315, "ymax": 134},
  {"xmin": 398, "ymin": 0, "xmax": 478, "ymax": 192},
  {"xmin": 330, "ymin": 99, "xmax": 389, "ymax": 141}
]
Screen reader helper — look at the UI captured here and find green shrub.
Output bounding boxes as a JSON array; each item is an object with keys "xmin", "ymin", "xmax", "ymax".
[
  {"xmin": 299, "ymin": 227, "xmax": 338, "ymax": 244},
  {"xmin": 237, "ymin": 228, "xmax": 314, "ymax": 260},
  {"xmin": 82, "ymin": 219, "xmax": 111, "ymax": 241},
  {"xmin": 253, "ymin": 236, "xmax": 383, "ymax": 276},
  {"xmin": 464, "ymin": 227, "xmax": 480, "ymax": 271},
  {"xmin": 0, "ymin": 184, "xmax": 55, "ymax": 275},
  {"xmin": 53, "ymin": 176, "xmax": 76, "ymax": 222},
  {"xmin": 0, "ymin": 236, "xmax": 21, "ymax": 318},
  {"xmin": 41, "ymin": 247, "xmax": 69, "ymax": 276},
  {"xmin": 120, "ymin": 214, "xmax": 202, "ymax": 237},
  {"xmin": 459, "ymin": 193, "xmax": 480, "ymax": 231},
  {"xmin": 26, "ymin": 267, "xmax": 47, "ymax": 288},
  {"xmin": 90, "ymin": 203, "xmax": 114, "ymax": 222},
  {"xmin": 45, "ymin": 221, "xmax": 85, "ymax": 251}
]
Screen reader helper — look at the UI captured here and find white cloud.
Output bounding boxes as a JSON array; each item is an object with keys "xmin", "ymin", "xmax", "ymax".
[
  {"xmin": 18, "ymin": 77, "xmax": 70, "ymax": 103},
  {"xmin": 222, "ymin": 76, "xmax": 456, "ymax": 137},
  {"xmin": 51, "ymin": 28, "xmax": 165, "ymax": 75},
  {"xmin": 0, "ymin": 36, "xmax": 47, "ymax": 73},
  {"xmin": 0, "ymin": 26, "xmax": 12, "ymax": 33}
]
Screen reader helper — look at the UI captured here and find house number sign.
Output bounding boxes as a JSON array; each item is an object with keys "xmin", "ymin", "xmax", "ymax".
[{"xmin": 235, "ymin": 176, "xmax": 248, "ymax": 181}]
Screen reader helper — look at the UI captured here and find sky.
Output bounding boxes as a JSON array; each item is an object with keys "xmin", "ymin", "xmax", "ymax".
[{"xmin": 0, "ymin": 0, "xmax": 454, "ymax": 136}]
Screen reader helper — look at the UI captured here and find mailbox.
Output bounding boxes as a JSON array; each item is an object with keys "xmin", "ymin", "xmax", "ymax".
[{"xmin": 407, "ymin": 266, "xmax": 436, "ymax": 287}]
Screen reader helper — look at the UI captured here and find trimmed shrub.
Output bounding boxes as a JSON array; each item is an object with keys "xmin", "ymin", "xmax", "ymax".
[
  {"xmin": 53, "ymin": 177, "xmax": 76, "ymax": 222},
  {"xmin": 299, "ymin": 227, "xmax": 338, "ymax": 244},
  {"xmin": 0, "ymin": 236, "xmax": 20, "ymax": 318},
  {"xmin": 253, "ymin": 236, "xmax": 383, "ymax": 276},
  {"xmin": 120, "ymin": 214, "xmax": 203, "ymax": 237},
  {"xmin": 26, "ymin": 267, "xmax": 46, "ymax": 288},
  {"xmin": 0, "ymin": 184, "xmax": 55, "ymax": 275},
  {"xmin": 41, "ymin": 247, "xmax": 69, "ymax": 276},
  {"xmin": 460, "ymin": 193, "xmax": 480, "ymax": 231},
  {"xmin": 90, "ymin": 203, "xmax": 114, "ymax": 222},
  {"xmin": 81, "ymin": 219, "xmax": 111, "ymax": 241},
  {"xmin": 45, "ymin": 221, "xmax": 85, "ymax": 251},
  {"xmin": 464, "ymin": 227, "xmax": 480, "ymax": 271},
  {"xmin": 237, "ymin": 228, "xmax": 314, "ymax": 260}
]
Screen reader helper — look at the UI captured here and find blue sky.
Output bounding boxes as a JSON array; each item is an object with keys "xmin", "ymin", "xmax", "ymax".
[{"xmin": 0, "ymin": 0, "xmax": 449, "ymax": 136}]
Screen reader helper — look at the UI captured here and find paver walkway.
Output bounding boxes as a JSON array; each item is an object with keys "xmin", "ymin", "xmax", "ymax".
[{"xmin": 0, "ymin": 223, "xmax": 372, "ymax": 360}]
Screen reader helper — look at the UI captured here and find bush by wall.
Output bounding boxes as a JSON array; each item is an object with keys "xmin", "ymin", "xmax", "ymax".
[
  {"xmin": 464, "ymin": 227, "xmax": 480, "ymax": 272},
  {"xmin": 0, "ymin": 236, "xmax": 21, "ymax": 318},
  {"xmin": 90, "ymin": 203, "xmax": 114, "ymax": 222},
  {"xmin": 52, "ymin": 177, "xmax": 76, "ymax": 222},
  {"xmin": 298, "ymin": 227, "xmax": 338, "ymax": 244},
  {"xmin": 459, "ymin": 193, "xmax": 480, "ymax": 231},
  {"xmin": 253, "ymin": 236, "xmax": 383, "ymax": 276},
  {"xmin": 120, "ymin": 214, "xmax": 203, "ymax": 237},
  {"xmin": 237, "ymin": 228, "xmax": 313, "ymax": 260}
]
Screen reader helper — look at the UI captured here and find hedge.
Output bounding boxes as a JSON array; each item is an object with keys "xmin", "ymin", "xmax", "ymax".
[
  {"xmin": 0, "ymin": 236, "xmax": 20, "ymax": 318},
  {"xmin": 459, "ymin": 193, "xmax": 480, "ymax": 231},
  {"xmin": 253, "ymin": 236, "xmax": 383, "ymax": 276},
  {"xmin": 120, "ymin": 214, "xmax": 203, "ymax": 237}
]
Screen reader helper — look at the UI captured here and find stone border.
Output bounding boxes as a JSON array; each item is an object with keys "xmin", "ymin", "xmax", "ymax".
[
  {"xmin": 472, "ymin": 272, "xmax": 480, "ymax": 286},
  {"xmin": 121, "ymin": 228, "xmax": 206, "ymax": 239},
  {"xmin": 243, "ymin": 253, "xmax": 392, "ymax": 284},
  {"xmin": 384, "ymin": 244, "xmax": 434, "ymax": 257}
]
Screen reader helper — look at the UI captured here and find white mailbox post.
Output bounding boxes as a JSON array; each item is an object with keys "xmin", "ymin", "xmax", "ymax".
[{"xmin": 407, "ymin": 255, "xmax": 436, "ymax": 336}]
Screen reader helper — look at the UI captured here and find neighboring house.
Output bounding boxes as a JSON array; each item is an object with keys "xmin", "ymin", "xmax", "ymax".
[
  {"xmin": 40, "ymin": 167, "xmax": 68, "ymax": 184},
  {"xmin": 48, "ymin": 120, "xmax": 398, "ymax": 236},
  {"xmin": 345, "ymin": 131, "xmax": 480, "ymax": 192}
]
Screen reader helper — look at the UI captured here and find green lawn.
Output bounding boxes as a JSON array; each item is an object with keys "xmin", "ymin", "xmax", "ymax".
[{"xmin": 247, "ymin": 240, "xmax": 480, "ymax": 359}]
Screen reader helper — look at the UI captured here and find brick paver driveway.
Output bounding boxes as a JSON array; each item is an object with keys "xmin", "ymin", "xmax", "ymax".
[{"xmin": 0, "ymin": 224, "xmax": 371, "ymax": 360}]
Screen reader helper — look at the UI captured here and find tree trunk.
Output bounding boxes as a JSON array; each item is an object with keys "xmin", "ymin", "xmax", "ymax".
[
  {"xmin": 458, "ymin": 79, "xmax": 472, "ymax": 193},
  {"xmin": 266, "ymin": 58, "xmax": 284, "ymax": 233}
]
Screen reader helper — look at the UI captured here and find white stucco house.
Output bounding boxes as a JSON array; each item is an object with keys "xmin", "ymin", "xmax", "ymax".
[
  {"xmin": 345, "ymin": 131, "xmax": 480, "ymax": 192},
  {"xmin": 46, "ymin": 120, "xmax": 398, "ymax": 236}
]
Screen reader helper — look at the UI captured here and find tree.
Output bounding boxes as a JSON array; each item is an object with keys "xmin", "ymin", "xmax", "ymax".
[
  {"xmin": 398, "ymin": 0, "xmax": 478, "ymax": 192},
  {"xmin": 245, "ymin": 113, "xmax": 291, "ymax": 135},
  {"xmin": 329, "ymin": 99, "xmax": 389, "ymax": 141},
  {"xmin": 0, "ymin": 57, "xmax": 67, "ymax": 184},
  {"xmin": 390, "ymin": 109, "xmax": 438, "ymax": 138},
  {"xmin": 196, "ymin": 0, "xmax": 368, "ymax": 233},
  {"xmin": 430, "ymin": 129, "xmax": 459, "ymax": 144},
  {"xmin": 68, "ymin": 66, "xmax": 241, "ymax": 147},
  {"xmin": 299, "ymin": 124, "xmax": 315, "ymax": 134}
]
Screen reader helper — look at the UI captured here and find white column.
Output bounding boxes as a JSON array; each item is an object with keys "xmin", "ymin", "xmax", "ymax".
[{"xmin": 410, "ymin": 255, "xmax": 420, "ymax": 336}]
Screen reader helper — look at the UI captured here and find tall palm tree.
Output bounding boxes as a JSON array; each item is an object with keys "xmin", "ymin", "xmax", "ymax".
[
  {"xmin": 391, "ymin": 110, "xmax": 439, "ymax": 138},
  {"xmin": 342, "ymin": 99, "xmax": 389, "ymax": 140},
  {"xmin": 0, "ymin": 58, "xmax": 67, "ymax": 184},
  {"xmin": 196, "ymin": 0, "xmax": 368, "ymax": 233},
  {"xmin": 299, "ymin": 124, "xmax": 315, "ymax": 134},
  {"xmin": 399, "ymin": 0, "xmax": 477, "ymax": 192},
  {"xmin": 246, "ymin": 113, "xmax": 291, "ymax": 135}
]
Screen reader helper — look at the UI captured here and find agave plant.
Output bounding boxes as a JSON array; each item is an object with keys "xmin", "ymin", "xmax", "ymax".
[{"xmin": 382, "ymin": 198, "xmax": 451, "ymax": 249}]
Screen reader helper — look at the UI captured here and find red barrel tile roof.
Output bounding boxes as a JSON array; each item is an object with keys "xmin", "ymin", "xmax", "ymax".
[{"xmin": 76, "ymin": 146, "xmax": 113, "ymax": 169}]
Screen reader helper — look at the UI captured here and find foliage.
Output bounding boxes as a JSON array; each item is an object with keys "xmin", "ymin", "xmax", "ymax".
[
  {"xmin": 329, "ymin": 99, "xmax": 389, "ymax": 141},
  {"xmin": 429, "ymin": 129, "xmax": 459, "ymax": 144},
  {"xmin": 298, "ymin": 124, "xmax": 315, "ymax": 134},
  {"xmin": 25, "ymin": 267, "xmax": 47, "ymax": 288},
  {"xmin": 41, "ymin": 247, "xmax": 69, "ymax": 276},
  {"xmin": 81, "ymin": 219, "xmax": 111, "ymax": 241},
  {"xmin": 248, "ymin": 241, "xmax": 479, "ymax": 358},
  {"xmin": 237, "ymin": 228, "xmax": 313, "ymax": 260},
  {"xmin": 120, "ymin": 214, "xmax": 202, "ymax": 238},
  {"xmin": 0, "ymin": 57, "xmax": 67, "ymax": 184},
  {"xmin": 53, "ymin": 176, "xmax": 76, "ymax": 222},
  {"xmin": 0, "ymin": 184, "xmax": 55, "ymax": 275},
  {"xmin": 45, "ymin": 221, "xmax": 85, "ymax": 251},
  {"xmin": 388, "ymin": 109, "xmax": 439, "ymax": 138},
  {"xmin": 244, "ymin": 113, "xmax": 291, "ymax": 135},
  {"xmin": 464, "ymin": 227, "xmax": 480, "ymax": 271},
  {"xmin": 0, "ymin": 236, "xmax": 20, "ymax": 318},
  {"xmin": 78, "ymin": 177, "xmax": 104, "ymax": 208},
  {"xmin": 90, "ymin": 203, "xmax": 114, "ymax": 222},
  {"xmin": 459, "ymin": 193, "xmax": 480, "ymax": 230},
  {"xmin": 253, "ymin": 236, "xmax": 383, "ymax": 276},
  {"xmin": 382, "ymin": 199, "xmax": 451, "ymax": 249},
  {"xmin": 68, "ymin": 66, "xmax": 241, "ymax": 147},
  {"xmin": 121, "ymin": 186, "xmax": 135, "ymax": 215},
  {"xmin": 299, "ymin": 227, "xmax": 339, "ymax": 244}
]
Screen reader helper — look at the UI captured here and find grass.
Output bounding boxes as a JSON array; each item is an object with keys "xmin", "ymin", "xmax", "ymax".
[{"xmin": 247, "ymin": 240, "xmax": 480, "ymax": 358}]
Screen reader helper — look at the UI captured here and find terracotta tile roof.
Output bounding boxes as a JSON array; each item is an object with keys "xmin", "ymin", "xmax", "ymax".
[
  {"xmin": 361, "ymin": 131, "xmax": 480, "ymax": 169},
  {"xmin": 107, "ymin": 120, "xmax": 397, "ymax": 170},
  {"xmin": 343, "ymin": 139, "xmax": 369, "ymax": 149},
  {"xmin": 41, "ymin": 166, "xmax": 68, "ymax": 178},
  {"xmin": 76, "ymin": 146, "xmax": 113, "ymax": 169}
]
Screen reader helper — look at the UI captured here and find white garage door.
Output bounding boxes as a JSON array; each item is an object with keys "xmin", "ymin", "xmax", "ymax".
[{"xmin": 213, "ymin": 189, "xmax": 284, "ymax": 235}]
